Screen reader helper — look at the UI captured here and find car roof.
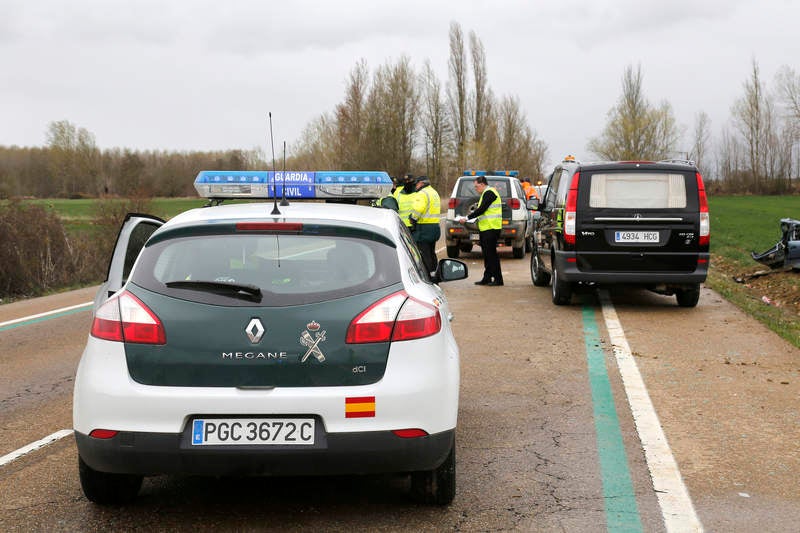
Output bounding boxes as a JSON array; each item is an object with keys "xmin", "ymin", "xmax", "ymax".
[
  {"xmin": 166, "ymin": 201, "xmax": 399, "ymax": 230},
  {"xmin": 574, "ymin": 160, "xmax": 699, "ymax": 172}
]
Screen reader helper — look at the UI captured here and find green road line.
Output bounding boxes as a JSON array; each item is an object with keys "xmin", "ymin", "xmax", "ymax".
[
  {"xmin": 582, "ymin": 298, "xmax": 643, "ymax": 533},
  {"xmin": 0, "ymin": 304, "xmax": 92, "ymax": 332}
]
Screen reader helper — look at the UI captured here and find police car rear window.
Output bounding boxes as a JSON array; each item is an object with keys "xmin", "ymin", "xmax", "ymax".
[
  {"xmin": 588, "ymin": 173, "xmax": 687, "ymax": 209},
  {"xmin": 131, "ymin": 234, "xmax": 401, "ymax": 306},
  {"xmin": 456, "ymin": 179, "xmax": 511, "ymax": 198}
]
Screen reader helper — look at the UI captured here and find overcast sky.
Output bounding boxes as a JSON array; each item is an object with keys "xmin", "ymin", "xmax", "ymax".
[{"xmin": 2, "ymin": 0, "xmax": 799, "ymax": 169}]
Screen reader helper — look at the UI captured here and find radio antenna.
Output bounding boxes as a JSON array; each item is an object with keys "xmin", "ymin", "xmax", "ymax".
[
  {"xmin": 269, "ymin": 112, "xmax": 281, "ymax": 215},
  {"xmin": 280, "ymin": 140, "xmax": 289, "ymax": 206}
]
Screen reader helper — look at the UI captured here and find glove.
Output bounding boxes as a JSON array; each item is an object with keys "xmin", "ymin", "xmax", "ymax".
[{"xmin": 409, "ymin": 218, "xmax": 418, "ymax": 232}]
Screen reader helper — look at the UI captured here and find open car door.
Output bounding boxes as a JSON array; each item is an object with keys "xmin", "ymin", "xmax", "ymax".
[{"xmin": 94, "ymin": 213, "xmax": 164, "ymax": 311}]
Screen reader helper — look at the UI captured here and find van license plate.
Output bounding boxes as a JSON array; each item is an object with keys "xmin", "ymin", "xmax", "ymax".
[
  {"xmin": 615, "ymin": 231, "xmax": 659, "ymax": 243},
  {"xmin": 191, "ymin": 418, "xmax": 315, "ymax": 445}
]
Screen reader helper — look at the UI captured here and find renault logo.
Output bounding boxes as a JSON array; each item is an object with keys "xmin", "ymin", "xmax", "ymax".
[{"xmin": 245, "ymin": 318, "xmax": 265, "ymax": 344}]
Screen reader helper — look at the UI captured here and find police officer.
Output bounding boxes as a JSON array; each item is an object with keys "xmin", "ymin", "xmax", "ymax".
[
  {"xmin": 396, "ymin": 174, "xmax": 417, "ymax": 231},
  {"xmin": 372, "ymin": 177, "xmax": 399, "ymax": 211},
  {"xmin": 458, "ymin": 176, "xmax": 503, "ymax": 286},
  {"xmin": 408, "ymin": 175, "xmax": 441, "ymax": 274}
]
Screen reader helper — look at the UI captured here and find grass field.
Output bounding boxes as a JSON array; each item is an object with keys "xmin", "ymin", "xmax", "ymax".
[
  {"xmin": 708, "ymin": 195, "xmax": 800, "ymax": 266},
  {"xmin": 25, "ymin": 194, "xmax": 799, "ymax": 261}
]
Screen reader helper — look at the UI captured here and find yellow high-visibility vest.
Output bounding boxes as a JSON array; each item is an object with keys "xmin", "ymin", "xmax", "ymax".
[{"xmin": 477, "ymin": 186, "xmax": 502, "ymax": 231}]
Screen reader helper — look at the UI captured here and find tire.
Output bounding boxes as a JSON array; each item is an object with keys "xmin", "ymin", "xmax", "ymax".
[
  {"xmin": 446, "ymin": 245, "xmax": 460, "ymax": 259},
  {"xmin": 459, "ymin": 242, "xmax": 473, "ymax": 253},
  {"xmin": 676, "ymin": 285, "xmax": 701, "ymax": 307},
  {"xmin": 551, "ymin": 263, "xmax": 572, "ymax": 305},
  {"xmin": 79, "ymin": 456, "xmax": 143, "ymax": 505},
  {"xmin": 411, "ymin": 441, "xmax": 456, "ymax": 505},
  {"xmin": 512, "ymin": 243, "xmax": 525, "ymax": 259},
  {"xmin": 530, "ymin": 246, "xmax": 551, "ymax": 287}
]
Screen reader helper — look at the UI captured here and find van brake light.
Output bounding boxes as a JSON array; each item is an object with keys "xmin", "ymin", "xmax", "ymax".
[
  {"xmin": 696, "ymin": 172, "xmax": 710, "ymax": 246},
  {"xmin": 564, "ymin": 172, "xmax": 580, "ymax": 245}
]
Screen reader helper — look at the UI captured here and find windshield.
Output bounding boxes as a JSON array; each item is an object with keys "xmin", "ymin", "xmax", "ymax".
[{"xmin": 456, "ymin": 178, "xmax": 512, "ymax": 198}]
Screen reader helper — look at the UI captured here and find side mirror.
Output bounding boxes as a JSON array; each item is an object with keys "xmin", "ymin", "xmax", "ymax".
[
  {"xmin": 432, "ymin": 259, "xmax": 468, "ymax": 283},
  {"xmin": 526, "ymin": 197, "xmax": 540, "ymax": 211}
]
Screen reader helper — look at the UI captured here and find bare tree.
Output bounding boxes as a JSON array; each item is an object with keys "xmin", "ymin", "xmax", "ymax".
[
  {"xmin": 690, "ymin": 112, "xmax": 712, "ymax": 173},
  {"xmin": 447, "ymin": 21, "xmax": 469, "ymax": 171},
  {"xmin": 732, "ymin": 59, "xmax": 767, "ymax": 188},
  {"xmin": 419, "ymin": 61, "xmax": 451, "ymax": 187},
  {"xmin": 335, "ymin": 60, "xmax": 369, "ymax": 169},
  {"xmin": 587, "ymin": 64, "xmax": 680, "ymax": 160},
  {"xmin": 470, "ymin": 30, "xmax": 491, "ymax": 146}
]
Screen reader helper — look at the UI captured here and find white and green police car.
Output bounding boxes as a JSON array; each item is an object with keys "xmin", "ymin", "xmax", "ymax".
[{"xmin": 73, "ymin": 170, "xmax": 467, "ymax": 505}]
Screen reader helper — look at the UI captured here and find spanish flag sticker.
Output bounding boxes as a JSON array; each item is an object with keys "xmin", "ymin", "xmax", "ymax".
[{"xmin": 345, "ymin": 396, "xmax": 376, "ymax": 418}]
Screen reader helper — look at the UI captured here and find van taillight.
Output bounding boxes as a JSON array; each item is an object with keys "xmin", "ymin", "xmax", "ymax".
[
  {"xmin": 346, "ymin": 291, "xmax": 441, "ymax": 343},
  {"xmin": 697, "ymin": 172, "xmax": 710, "ymax": 247},
  {"xmin": 91, "ymin": 291, "xmax": 166, "ymax": 345},
  {"xmin": 564, "ymin": 172, "xmax": 580, "ymax": 245},
  {"xmin": 448, "ymin": 198, "xmax": 459, "ymax": 209}
]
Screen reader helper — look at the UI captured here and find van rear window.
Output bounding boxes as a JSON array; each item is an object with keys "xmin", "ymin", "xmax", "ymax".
[{"xmin": 588, "ymin": 173, "xmax": 687, "ymax": 209}]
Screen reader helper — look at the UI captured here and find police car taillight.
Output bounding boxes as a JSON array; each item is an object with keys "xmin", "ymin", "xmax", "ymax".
[
  {"xmin": 564, "ymin": 172, "xmax": 580, "ymax": 245},
  {"xmin": 697, "ymin": 172, "xmax": 710, "ymax": 247},
  {"xmin": 346, "ymin": 291, "xmax": 441, "ymax": 343},
  {"xmin": 507, "ymin": 198, "xmax": 521, "ymax": 209},
  {"xmin": 91, "ymin": 291, "xmax": 166, "ymax": 345}
]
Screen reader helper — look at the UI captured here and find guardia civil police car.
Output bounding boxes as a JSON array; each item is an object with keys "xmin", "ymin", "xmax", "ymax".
[{"xmin": 73, "ymin": 170, "xmax": 467, "ymax": 505}]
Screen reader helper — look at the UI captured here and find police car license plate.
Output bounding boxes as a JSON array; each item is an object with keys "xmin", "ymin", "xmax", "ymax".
[
  {"xmin": 191, "ymin": 418, "xmax": 315, "ymax": 446},
  {"xmin": 470, "ymin": 233, "xmax": 479, "ymax": 240},
  {"xmin": 614, "ymin": 231, "xmax": 659, "ymax": 243}
]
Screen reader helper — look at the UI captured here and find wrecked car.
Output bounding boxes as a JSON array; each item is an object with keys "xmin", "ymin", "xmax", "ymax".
[{"xmin": 751, "ymin": 218, "xmax": 800, "ymax": 269}]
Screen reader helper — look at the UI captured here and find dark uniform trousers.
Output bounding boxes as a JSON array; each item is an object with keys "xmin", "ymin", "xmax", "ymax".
[{"xmin": 479, "ymin": 228, "xmax": 502, "ymax": 283}]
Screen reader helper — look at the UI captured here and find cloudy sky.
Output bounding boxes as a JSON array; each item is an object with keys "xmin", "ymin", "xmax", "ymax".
[{"xmin": 2, "ymin": 0, "xmax": 798, "ymax": 168}]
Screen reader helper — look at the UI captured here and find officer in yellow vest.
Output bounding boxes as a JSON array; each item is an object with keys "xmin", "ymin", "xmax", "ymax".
[
  {"xmin": 396, "ymin": 174, "xmax": 417, "ymax": 230},
  {"xmin": 408, "ymin": 175, "xmax": 441, "ymax": 274},
  {"xmin": 458, "ymin": 176, "xmax": 503, "ymax": 286}
]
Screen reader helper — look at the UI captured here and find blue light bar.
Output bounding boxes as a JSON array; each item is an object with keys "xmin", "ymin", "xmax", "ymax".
[
  {"xmin": 194, "ymin": 170, "xmax": 392, "ymax": 200},
  {"xmin": 462, "ymin": 170, "xmax": 519, "ymax": 177}
]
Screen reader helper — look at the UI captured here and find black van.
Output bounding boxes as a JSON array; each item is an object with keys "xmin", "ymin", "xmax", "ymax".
[{"xmin": 528, "ymin": 158, "xmax": 710, "ymax": 307}]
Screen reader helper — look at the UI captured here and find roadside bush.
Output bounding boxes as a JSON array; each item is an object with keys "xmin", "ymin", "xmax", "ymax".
[
  {"xmin": 0, "ymin": 196, "xmax": 153, "ymax": 301},
  {"xmin": 0, "ymin": 200, "xmax": 81, "ymax": 299}
]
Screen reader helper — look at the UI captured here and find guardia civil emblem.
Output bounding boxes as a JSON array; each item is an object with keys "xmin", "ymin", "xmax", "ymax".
[{"xmin": 299, "ymin": 321, "xmax": 326, "ymax": 363}]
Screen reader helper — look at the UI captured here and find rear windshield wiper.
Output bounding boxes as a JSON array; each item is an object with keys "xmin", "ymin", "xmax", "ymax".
[{"xmin": 165, "ymin": 280, "xmax": 262, "ymax": 302}]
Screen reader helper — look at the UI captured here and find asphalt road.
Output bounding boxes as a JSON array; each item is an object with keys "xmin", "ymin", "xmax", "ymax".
[{"xmin": 1, "ymin": 252, "xmax": 798, "ymax": 532}]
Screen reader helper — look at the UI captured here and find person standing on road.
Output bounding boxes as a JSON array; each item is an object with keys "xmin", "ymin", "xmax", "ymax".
[
  {"xmin": 409, "ymin": 175, "xmax": 441, "ymax": 275},
  {"xmin": 458, "ymin": 176, "xmax": 503, "ymax": 286},
  {"xmin": 396, "ymin": 174, "xmax": 417, "ymax": 230}
]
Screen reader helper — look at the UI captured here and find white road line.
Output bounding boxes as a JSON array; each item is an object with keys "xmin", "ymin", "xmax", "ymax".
[
  {"xmin": 0, "ymin": 429, "xmax": 74, "ymax": 467},
  {"xmin": 0, "ymin": 302, "xmax": 92, "ymax": 328},
  {"xmin": 598, "ymin": 290, "xmax": 704, "ymax": 533}
]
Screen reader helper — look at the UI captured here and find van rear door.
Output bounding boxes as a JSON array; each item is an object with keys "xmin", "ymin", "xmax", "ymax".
[{"xmin": 575, "ymin": 169, "xmax": 703, "ymax": 273}]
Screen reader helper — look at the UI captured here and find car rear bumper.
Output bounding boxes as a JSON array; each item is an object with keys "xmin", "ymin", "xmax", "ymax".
[
  {"xmin": 445, "ymin": 220, "xmax": 526, "ymax": 244},
  {"xmin": 554, "ymin": 250, "xmax": 709, "ymax": 285},
  {"xmin": 75, "ymin": 428, "xmax": 455, "ymax": 476}
]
